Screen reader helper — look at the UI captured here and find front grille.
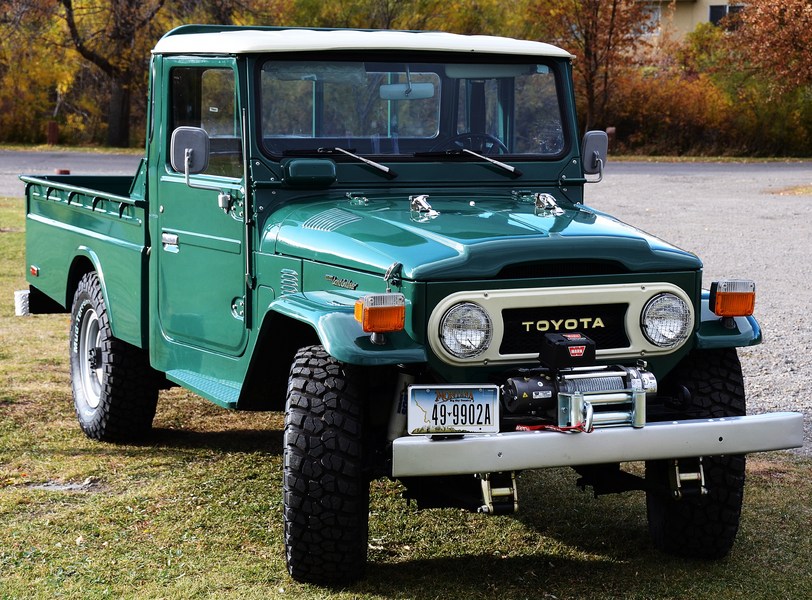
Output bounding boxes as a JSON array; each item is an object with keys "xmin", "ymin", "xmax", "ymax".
[{"xmin": 499, "ymin": 303, "xmax": 630, "ymax": 354}]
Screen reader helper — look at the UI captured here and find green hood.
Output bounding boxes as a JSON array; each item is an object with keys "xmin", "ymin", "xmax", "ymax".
[{"xmin": 269, "ymin": 193, "xmax": 701, "ymax": 280}]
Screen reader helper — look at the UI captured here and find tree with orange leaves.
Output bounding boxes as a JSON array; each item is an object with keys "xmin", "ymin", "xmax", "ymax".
[
  {"xmin": 735, "ymin": 0, "xmax": 812, "ymax": 92},
  {"xmin": 527, "ymin": 0, "xmax": 651, "ymax": 132}
]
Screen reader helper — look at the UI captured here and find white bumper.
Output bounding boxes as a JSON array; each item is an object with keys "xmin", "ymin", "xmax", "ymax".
[{"xmin": 390, "ymin": 412, "xmax": 804, "ymax": 477}]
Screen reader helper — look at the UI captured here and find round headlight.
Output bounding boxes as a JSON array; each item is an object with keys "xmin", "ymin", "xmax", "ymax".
[
  {"xmin": 641, "ymin": 293, "xmax": 692, "ymax": 348},
  {"xmin": 439, "ymin": 302, "xmax": 493, "ymax": 358}
]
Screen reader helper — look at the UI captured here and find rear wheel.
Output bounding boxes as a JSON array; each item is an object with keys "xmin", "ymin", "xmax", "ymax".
[
  {"xmin": 283, "ymin": 345, "xmax": 369, "ymax": 584},
  {"xmin": 70, "ymin": 272, "xmax": 158, "ymax": 442},
  {"xmin": 646, "ymin": 348, "xmax": 746, "ymax": 558}
]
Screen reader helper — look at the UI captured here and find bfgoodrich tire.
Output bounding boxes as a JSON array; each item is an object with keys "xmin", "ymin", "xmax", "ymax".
[
  {"xmin": 646, "ymin": 348, "xmax": 746, "ymax": 559},
  {"xmin": 283, "ymin": 345, "xmax": 369, "ymax": 585},
  {"xmin": 69, "ymin": 272, "xmax": 158, "ymax": 442}
]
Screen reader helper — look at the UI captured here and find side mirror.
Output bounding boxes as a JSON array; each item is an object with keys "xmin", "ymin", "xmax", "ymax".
[
  {"xmin": 170, "ymin": 126, "xmax": 210, "ymax": 175},
  {"xmin": 582, "ymin": 130, "xmax": 608, "ymax": 182},
  {"xmin": 169, "ymin": 126, "xmax": 232, "ymax": 210}
]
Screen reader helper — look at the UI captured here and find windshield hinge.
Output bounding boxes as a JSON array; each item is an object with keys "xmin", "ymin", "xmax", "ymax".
[
  {"xmin": 534, "ymin": 193, "xmax": 565, "ymax": 216},
  {"xmin": 384, "ymin": 262, "xmax": 403, "ymax": 291},
  {"xmin": 410, "ymin": 194, "xmax": 438, "ymax": 215}
]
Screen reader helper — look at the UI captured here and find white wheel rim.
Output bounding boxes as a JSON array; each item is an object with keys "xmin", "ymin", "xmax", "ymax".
[{"xmin": 78, "ymin": 308, "xmax": 103, "ymax": 409}]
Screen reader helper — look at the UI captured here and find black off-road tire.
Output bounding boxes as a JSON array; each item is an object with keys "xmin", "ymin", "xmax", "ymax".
[
  {"xmin": 283, "ymin": 345, "xmax": 369, "ymax": 585},
  {"xmin": 70, "ymin": 272, "xmax": 158, "ymax": 442},
  {"xmin": 646, "ymin": 348, "xmax": 746, "ymax": 559}
]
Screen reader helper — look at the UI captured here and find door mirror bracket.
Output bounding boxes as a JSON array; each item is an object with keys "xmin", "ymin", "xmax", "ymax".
[{"xmin": 170, "ymin": 126, "xmax": 232, "ymax": 210}]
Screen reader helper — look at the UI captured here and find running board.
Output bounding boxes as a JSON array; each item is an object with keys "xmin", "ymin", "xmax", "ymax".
[{"xmin": 391, "ymin": 412, "xmax": 803, "ymax": 478}]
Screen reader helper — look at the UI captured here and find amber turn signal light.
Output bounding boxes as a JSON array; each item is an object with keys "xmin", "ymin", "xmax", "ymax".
[
  {"xmin": 354, "ymin": 293, "xmax": 406, "ymax": 333},
  {"xmin": 709, "ymin": 280, "xmax": 756, "ymax": 317}
]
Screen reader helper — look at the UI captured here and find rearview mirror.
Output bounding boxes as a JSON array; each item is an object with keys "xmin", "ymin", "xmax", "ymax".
[
  {"xmin": 582, "ymin": 131, "xmax": 608, "ymax": 181},
  {"xmin": 379, "ymin": 83, "xmax": 435, "ymax": 100},
  {"xmin": 170, "ymin": 126, "xmax": 210, "ymax": 174}
]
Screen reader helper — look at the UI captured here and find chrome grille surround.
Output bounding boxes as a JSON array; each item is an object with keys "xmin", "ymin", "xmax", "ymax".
[{"xmin": 427, "ymin": 283, "xmax": 695, "ymax": 366}]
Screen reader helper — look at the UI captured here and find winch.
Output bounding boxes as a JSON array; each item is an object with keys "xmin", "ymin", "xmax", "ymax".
[{"xmin": 502, "ymin": 333, "xmax": 657, "ymax": 430}]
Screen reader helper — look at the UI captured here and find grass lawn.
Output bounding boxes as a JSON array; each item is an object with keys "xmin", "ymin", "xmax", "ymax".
[{"xmin": 1, "ymin": 195, "xmax": 810, "ymax": 599}]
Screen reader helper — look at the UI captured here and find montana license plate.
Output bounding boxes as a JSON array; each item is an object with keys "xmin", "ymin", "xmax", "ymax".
[{"xmin": 407, "ymin": 385, "xmax": 500, "ymax": 435}]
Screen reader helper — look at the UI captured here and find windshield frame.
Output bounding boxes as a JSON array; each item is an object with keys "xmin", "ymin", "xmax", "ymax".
[{"xmin": 255, "ymin": 51, "xmax": 572, "ymax": 163}]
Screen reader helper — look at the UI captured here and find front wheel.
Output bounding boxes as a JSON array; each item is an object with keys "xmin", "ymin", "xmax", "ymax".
[
  {"xmin": 70, "ymin": 272, "xmax": 158, "ymax": 442},
  {"xmin": 283, "ymin": 345, "xmax": 369, "ymax": 584},
  {"xmin": 646, "ymin": 348, "xmax": 746, "ymax": 559}
]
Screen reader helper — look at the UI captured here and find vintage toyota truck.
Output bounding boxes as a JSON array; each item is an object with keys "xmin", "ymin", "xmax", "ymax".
[{"xmin": 19, "ymin": 25, "xmax": 803, "ymax": 584}]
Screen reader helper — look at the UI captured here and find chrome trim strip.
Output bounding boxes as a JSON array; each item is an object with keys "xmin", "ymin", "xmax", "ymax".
[{"xmin": 390, "ymin": 412, "xmax": 803, "ymax": 477}]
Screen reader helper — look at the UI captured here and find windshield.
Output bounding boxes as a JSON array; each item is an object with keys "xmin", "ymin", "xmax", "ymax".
[{"xmin": 259, "ymin": 58, "xmax": 566, "ymax": 158}]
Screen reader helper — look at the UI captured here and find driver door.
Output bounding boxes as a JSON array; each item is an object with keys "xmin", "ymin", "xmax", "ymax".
[{"xmin": 156, "ymin": 58, "xmax": 248, "ymax": 356}]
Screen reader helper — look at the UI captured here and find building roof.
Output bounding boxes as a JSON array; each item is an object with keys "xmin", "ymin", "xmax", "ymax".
[{"xmin": 152, "ymin": 27, "xmax": 573, "ymax": 59}]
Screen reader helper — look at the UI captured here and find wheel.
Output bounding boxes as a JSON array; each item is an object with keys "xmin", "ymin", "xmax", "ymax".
[
  {"xmin": 645, "ymin": 348, "xmax": 746, "ymax": 559},
  {"xmin": 69, "ymin": 272, "xmax": 158, "ymax": 442},
  {"xmin": 432, "ymin": 133, "xmax": 509, "ymax": 155},
  {"xmin": 283, "ymin": 345, "xmax": 369, "ymax": 584}
]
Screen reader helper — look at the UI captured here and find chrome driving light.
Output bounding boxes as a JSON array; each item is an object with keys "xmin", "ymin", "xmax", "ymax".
[
  {"xmin": 641, "ymin": 293, "xmax": 692, "ymax": 348},
  {"xmin": 439, "ymin": 302, "xmax": 493, "ymax": 358}
]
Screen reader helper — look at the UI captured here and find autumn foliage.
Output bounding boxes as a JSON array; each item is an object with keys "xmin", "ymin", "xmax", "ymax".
[{"xmin": 0, "ymin": 0, "xmax": 811, "ymax": 155}]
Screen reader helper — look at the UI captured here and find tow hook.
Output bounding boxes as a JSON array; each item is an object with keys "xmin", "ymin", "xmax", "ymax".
[
  {"xmin": 669, "ymin": 457, "xmax": 708, "ymax": 499},
  {"xmin": 477, "ymin": 472, "xmax": 518, "ymax": 515}
]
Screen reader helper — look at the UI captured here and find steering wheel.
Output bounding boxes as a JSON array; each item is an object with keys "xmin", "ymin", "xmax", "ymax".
[{"xmin": 432, "ymin": 133, "xmax": 509, "ymax": 155}]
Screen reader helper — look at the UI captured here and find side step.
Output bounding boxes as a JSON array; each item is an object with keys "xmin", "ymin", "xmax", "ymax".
[{"xmin": 165, "ymin": 369, "xmax": 241, "ymax": 409}]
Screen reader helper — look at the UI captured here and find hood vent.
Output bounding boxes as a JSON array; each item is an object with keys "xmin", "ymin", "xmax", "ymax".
[
  {"xmin": 303, "ymin": 208, "xmax": 362, "ymax": 232},
  {"xmin": 280, "ymin": 269, "xmax": 299, "ymax": 295}
]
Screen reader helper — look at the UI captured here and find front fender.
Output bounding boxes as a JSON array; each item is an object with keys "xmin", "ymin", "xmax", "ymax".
[
  {"xmin": 268, "ymin": 292, "xmax": 427, "ymax": 366},
  {"xmin": 695, "ymin": 290, "xmax": 762, "ymax": 349}
]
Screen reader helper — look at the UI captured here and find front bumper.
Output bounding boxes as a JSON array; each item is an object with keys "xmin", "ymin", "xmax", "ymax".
[{"xmin": 390, "ymin": 412, "xmax": 803, "ymax": 477}]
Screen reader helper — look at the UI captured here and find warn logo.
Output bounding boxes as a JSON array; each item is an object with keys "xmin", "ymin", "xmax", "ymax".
[{"xmin": 568, "ymin": 346, "xmax": 587, "ymax": 358}]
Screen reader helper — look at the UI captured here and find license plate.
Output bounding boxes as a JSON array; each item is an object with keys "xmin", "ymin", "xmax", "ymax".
[{"xmin": 407, "ymin": 385, "xmax": 500, "ymax": 435}]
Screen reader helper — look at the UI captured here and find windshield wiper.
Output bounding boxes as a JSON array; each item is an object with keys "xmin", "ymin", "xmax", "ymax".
[
  {"xmin": 413, "ymin": 148, "xmax": 522, "ymax": 177},
  {"xmin": 283, "ymin": 147, "xmax": 396, "ymax": 178}
]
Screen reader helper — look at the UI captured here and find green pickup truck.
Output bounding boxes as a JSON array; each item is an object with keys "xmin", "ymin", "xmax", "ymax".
[{"xmin": 19, "ymin": 25, "xmax": 803, "ymax": 584}]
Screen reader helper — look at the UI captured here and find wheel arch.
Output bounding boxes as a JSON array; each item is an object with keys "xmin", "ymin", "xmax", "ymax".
[
  {"xmin": 238, "ymin": 293, "xmax": 427, "ymax": 411},
  {"xmin": 66, "ymin": 249, "xmax": 129, "ymax": 337},
  {"xmin": 67, "ymin": 251, "xmax": 102, "ymax": 310},
  {"xmin": 238, "ymin": 309, "xmax": 321, "ymax": 411}
]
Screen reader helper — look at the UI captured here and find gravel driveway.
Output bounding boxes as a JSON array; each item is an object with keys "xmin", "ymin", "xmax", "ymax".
[
  {"xmin": 5, "ymin": 151, "xmax": 811, "ymax": 454},
  {"xmin": 596, "ymin": 161, "xmax": 812, "ymax": 456}
]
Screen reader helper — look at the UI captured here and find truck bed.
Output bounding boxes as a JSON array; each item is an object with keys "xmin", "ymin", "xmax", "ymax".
[{"xmin": 21, "ymin": 167, "xmax": 150, "ymax": 349}]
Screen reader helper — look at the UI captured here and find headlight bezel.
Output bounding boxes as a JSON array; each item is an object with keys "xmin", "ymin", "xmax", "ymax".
[
  {"xmin": 641, "ymin": 292, "xmax": 693, "ymax": 348},
  {"xmin": 438, "ymin": 301, "xmax": 494, "ymax": 359}
]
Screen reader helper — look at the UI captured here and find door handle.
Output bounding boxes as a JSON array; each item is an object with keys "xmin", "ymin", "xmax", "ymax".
[{"xmin": 162, "ymin": 232, "xmax": 179, "ymax": 252}]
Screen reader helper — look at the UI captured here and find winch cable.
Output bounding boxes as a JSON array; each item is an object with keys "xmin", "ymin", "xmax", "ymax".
[{"xmin": 515, "ymin": 422, "xmax": 594, "ymax": 434}]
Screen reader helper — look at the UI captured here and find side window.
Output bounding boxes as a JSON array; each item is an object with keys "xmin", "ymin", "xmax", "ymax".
[{"xmin": 170, "ymin": 66, "xmax": 242, "ymax": 178}]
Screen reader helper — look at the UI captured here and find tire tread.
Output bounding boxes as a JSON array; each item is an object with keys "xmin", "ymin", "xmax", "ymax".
[
  {"xmin": 283, "ymin": 346, "xmax": 369, "ymax": 585},
  {"xmin": 646, "ymin": 348, "xmax": 746, "ymax": 559},
  {"xmin": 70, "ymin": 272, "xmax": 158, "ymax": 442}
]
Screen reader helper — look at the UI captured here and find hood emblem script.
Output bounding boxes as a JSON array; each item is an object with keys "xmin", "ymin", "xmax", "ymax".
[{"xmin": 325, "ymin": 275, "xmax": 358, "ymax": 290}]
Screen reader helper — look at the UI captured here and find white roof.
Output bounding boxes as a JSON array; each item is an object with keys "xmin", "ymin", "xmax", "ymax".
[{"xmin": 152, "ymin": 28, "xmax": 572, "ymax": 59}]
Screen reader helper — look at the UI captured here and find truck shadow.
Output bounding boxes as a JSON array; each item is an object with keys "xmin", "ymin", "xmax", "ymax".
[
  {"xmin": 354, "ymin": 468, "xmax": 676, "ymax": 598},
  {"xmin": 148, "ymin": 427, "xmax": 283, "ymax": 454}
]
